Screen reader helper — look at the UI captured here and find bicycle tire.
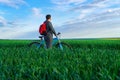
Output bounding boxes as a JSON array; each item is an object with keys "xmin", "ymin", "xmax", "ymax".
[
  {"xmin": 28, "ymin": 42, "xmax": 41, "ymax": 49},
  {"xmin": 55, "ymin": 42, "xmax": 72, "ymax": 51}
]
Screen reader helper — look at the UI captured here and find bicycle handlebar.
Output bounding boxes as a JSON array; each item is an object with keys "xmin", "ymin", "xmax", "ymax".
[
  {"xmin": 57, "ymin": 32, "xmax": 61, "ymax": 35},
  {"xmin": 39, "ymin": 32, "xmax": 61, "ymax": 39}
]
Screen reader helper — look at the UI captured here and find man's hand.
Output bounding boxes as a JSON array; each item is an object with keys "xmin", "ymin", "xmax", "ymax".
[{"xmin": 57, "ymin": 32, "xmax": 61, "ymax": 35}]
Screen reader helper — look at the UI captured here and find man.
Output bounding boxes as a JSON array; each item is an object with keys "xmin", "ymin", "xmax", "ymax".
[{"xmin": 44, "ymin": 14, "xmax": 57, "ymax": 49}]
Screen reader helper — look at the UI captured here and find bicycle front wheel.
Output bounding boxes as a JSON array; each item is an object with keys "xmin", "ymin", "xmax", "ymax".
[
  {"xmin": 28, "ymin": 42, "xmax": 41, "ymax": 49},
  {"xmin": 55, "ymin": 42, "xmax": 72, "ymax": 51}
]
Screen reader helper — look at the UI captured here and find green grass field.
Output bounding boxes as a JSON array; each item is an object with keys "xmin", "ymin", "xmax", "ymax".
[{"xmin": 0, "ymin": 39, "xmax": 120, "ymax": 80}]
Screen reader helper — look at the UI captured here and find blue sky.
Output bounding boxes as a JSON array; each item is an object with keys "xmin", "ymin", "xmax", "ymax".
[{"xmin": 0, "ymin": 0, "xmax": 120, "ymax": 39}]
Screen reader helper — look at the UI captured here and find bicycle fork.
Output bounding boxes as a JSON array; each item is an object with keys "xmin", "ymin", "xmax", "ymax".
[{"xmin": 57, "ymin": 38, "xmax": 63, "ymax": 50}]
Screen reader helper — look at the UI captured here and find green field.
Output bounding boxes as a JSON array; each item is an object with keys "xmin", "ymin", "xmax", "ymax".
[{"xmin": 0, "ymin": 39, "xmax": 120, "ymax": 80}]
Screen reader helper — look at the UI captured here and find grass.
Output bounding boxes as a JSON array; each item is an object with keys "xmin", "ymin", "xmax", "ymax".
[{"xmin": 0, "ymin": 39, "xmax": 120, "ymax": 80}]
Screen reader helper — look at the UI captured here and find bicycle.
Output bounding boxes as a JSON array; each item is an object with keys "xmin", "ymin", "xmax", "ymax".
[{"xmin": 28, "ymin": 32, "xmax": 71, "ymax": 50}]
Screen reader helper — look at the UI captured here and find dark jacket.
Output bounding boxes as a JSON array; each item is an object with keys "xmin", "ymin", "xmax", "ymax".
[{"xmin": 45, "ymin": 20, "xmax": 56, "ymax": 36}]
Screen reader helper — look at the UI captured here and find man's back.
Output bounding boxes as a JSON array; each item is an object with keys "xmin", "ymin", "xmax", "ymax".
[{"xmin": 45, "ymin": 20, "xmax": 56, "ymax": 36}]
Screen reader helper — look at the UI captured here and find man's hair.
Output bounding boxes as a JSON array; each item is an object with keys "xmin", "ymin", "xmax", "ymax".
[{"xmin": 46, "ymin": 14, "xmax": 51, "ymax": 20}]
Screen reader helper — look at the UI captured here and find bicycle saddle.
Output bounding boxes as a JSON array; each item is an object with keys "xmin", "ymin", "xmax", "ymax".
[{"xmin": 39, "ymin": 36, "xmax": 43, "ymax": 38}]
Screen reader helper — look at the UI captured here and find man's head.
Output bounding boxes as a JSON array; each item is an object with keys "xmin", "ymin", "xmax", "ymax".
[{"xmin": 46, "ymin": 14, "xmax": 51, "ymax": 20}]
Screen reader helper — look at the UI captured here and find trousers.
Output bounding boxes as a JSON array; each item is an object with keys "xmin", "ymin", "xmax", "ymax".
[{"xmin": 44, "ymin": 33, "xmax": 53, "ymax": 49}]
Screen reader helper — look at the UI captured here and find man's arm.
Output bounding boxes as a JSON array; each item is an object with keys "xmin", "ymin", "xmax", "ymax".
[{"xmin": 48, "ymin": 22, "xmax": 57, "ymax": 36}]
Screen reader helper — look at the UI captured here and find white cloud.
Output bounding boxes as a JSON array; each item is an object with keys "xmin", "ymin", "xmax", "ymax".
[
  {"xmin": 58, "ymin": 20, "xmax": 120, "ymax": 38},
  {"xmin": 0, "ymin": 16, "xmax": 7, "ymax": 27},
  {"xmin": 50, "ymin": 0, "xmax": 120, "ymax": 39},
  {"xmin": 51, "ymin": 0, "xmax": 86, "ymax": 11},
  {"xmin": 0, "ymin": 7, "xmax": 44, "ymax": 39},
  {"xmin": 0, "ymin": 14, "xmax": 42, "ymax": 39},
  {"xmin": 73, "ymin": 0, "xmax": 120, "ymax": 10},
  {"xmin": 66, "ymin": 1, "xmax": 120, "ymax": 25},
  {"xmin": 79, "ymin": 9, "xmax": 94, "ymax": 19},
  {"xmin": 0, "ymin": 16, "xmax": 21, "ymax": 27},
  {"xmin": 0, "ymin": 0, "xmax": 120, "ymax": 39},
  {"xmin": 32, "ymin": 7, "xmax": 43, "ymax": 17},
  {"xmin": 0, "ymin": 0, "xmax": 27, "ymax": 8},
  {"xmin": 0, "ymin": 21, "xmax": 39, "ymax": 39},
  {"xmin": 52, "ymin": 0, "xmax": 86, "ymax": 5}
]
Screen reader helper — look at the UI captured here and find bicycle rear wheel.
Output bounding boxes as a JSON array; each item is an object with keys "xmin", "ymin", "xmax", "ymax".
[
  {"xmin": 28, "ymin": 42, "xmax": 41, "ymax": 49},
  {"xmin": 55, "ymin": 42, "xmax": 72, "ymax": 51}
]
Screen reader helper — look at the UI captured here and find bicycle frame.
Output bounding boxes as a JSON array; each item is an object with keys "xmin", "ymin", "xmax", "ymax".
[
  {"xmin": 53, "ymin": 37, "xmax": 63, "ymax": 50},
  {"xmin": 38, "ymin": 34, "xmax": 63, "ymax": 50}
]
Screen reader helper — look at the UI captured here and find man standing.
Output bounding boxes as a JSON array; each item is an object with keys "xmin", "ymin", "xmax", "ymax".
[{"xmin": 44, "ymin": 14, "xmax": 57, "ymax": 49}]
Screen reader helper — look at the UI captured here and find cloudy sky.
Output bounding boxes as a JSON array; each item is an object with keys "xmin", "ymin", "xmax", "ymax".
[{"xmin": 0, "ymin": 0, "xmax": 120, "ymax": 39}]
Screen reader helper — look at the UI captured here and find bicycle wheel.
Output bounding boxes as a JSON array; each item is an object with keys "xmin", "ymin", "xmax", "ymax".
[
  {"xmin": 55, "ymin": 42, "xmax": 72, "ymax": 51},
  {"xmin": 28, "ymin": 42, "xmax": 41, "ymax": 49}
]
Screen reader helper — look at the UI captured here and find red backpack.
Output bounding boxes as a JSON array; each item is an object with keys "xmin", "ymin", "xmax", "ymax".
[{"xmin": 39, "ymin": 22, "xmax": 47, "ymax": 35}]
